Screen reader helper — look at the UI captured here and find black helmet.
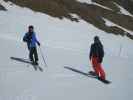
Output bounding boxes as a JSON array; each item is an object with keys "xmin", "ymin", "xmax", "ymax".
[
  {"xmin": 28, "ymin": 25, "xmax": 34, "ymax": 29},
  {"xmin": 94, "ymin": 36, "xmax": 100, "ymax": 43}
]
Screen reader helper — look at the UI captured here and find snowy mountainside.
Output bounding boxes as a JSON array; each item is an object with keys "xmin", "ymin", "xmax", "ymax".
[
  {"xmin": 0, "ymin": 0, "xmax": 133, "ymax": 58},
  {"xmin": 3, "ymin": 0, "xmax": 133, "ymax": 40}
]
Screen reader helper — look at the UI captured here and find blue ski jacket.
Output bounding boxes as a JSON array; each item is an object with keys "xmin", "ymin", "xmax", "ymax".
[{"xmin": 23, "ymin": 32, "xmax": 40, "ymax": 48}]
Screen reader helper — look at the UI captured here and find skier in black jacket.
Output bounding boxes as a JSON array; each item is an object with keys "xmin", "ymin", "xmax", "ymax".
[{"xmin": 89, "ymin": 36, "xmax": 106, "ymax": 80}]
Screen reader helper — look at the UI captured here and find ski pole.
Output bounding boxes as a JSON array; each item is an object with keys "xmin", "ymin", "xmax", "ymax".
[{"xmin": 39, "ymin": 46, "xmax": 48, "ymax": 67}]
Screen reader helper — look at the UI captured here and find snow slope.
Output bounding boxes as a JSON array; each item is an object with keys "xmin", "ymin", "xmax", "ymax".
[{"xmin": 0, "ymin": 1, "xmax": 133, "ymax": 100}]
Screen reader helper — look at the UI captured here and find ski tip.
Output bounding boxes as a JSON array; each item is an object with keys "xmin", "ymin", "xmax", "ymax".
[{"xmin": 97, "ymin": 77, "xmax": 111, "ymax": 84}]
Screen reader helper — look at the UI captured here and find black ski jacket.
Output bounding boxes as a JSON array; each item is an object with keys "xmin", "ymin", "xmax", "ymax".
[{"xmin": 90, "ymin": 42, "xmax": 104, "ymax": 63}]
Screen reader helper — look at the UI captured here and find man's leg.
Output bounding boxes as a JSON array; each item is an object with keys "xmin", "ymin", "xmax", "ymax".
[
  {"xmin": 33, "ymin": 47, "xmax": 39, "ymax": 64},
  {"xmin": 27, "ymin": 43, "xmax": 30, "ymax": 51},
  {"xmin": 27, "ymin": 43, "xmax": 31, "ymax": 60},
  {"xmin": 29, "ymin": 47, "xmax": 34, "ymax": 63},
  {"xmin": 98, "ymin": 63, "xmax": 106, "ymax": 80},
  {"xmin": 92, "ymin": 57, "xmax": 100, "ymax": 77}
]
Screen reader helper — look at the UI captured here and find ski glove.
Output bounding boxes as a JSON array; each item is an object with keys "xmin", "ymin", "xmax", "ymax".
[{"xmin": 37, "ymin": 42, "xmax": 40, "ymax": 46}]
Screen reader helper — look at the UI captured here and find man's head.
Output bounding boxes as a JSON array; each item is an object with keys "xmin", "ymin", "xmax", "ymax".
[
  {"xmin": 94, "ymin": 36, "xmax": 100, "ymax": 43},
  {"xmin": 28, "ymin": 25, "xmax": 34, "ymax": 33}
]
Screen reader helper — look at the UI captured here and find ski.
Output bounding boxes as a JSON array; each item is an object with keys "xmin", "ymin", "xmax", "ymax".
[
  {"xmin": 30, "ymin": 63, "xmax": 43, "ymax": 72},
  {"xmin": 10, "ymin": 57, "xmax": 43, "ymax": 72},
  {"xmin": 64, "ymin": 66, "xmax": 111, "ymax": 84},
  {"xmin": 88, "ymin": 71, "xmax": 111, "ymax": 84}
]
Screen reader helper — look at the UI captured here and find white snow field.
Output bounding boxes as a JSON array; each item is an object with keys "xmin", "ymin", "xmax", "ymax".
[{"xmin": 0, "ymin": 1, "xmax": 133, "ymax": 100}]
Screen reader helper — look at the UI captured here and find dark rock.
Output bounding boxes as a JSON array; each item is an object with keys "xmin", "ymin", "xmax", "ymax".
[{"xmin": 0, "ymin": 4, "xmax": 6, "ymax": 11}]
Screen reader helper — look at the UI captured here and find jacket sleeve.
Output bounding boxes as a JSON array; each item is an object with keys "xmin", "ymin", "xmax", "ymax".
[
  {"xmin": 89, "ymin": 44, "xmax": 93, "ymax": 60},
  {"xmin": 23, "ymin": 33, "xmax": 28, "ymax": 42},
  {"xmin": 99, "ymin": 45, "xmax": 104, "ymax": 63},
  {"xmin": 34, "ymin": 33, "xmax": 40, "ymax": 45},
  {"xmin": 101, "ymin": 45, "xmax": 104, "ymax": 58},
  {"xmin": 102, "ymin": 47, "xmax": 104, "ymax": 57}
]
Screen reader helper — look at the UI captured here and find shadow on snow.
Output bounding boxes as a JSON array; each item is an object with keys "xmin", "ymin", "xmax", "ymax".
[{"xmin": 10, "ymin": 57, "xmax": 43, "ymax": 72}]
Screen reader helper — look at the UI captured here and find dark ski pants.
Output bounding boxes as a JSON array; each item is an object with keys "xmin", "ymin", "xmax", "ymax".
[
  {"xmin": 27, "ymin": 42, "xmax": 30, "ymax": 51},
  {"xmin": 29, "ymin": 47, "xmax": 38, "ymax": 63},
  {"xmin": 91, "ymin": 56, "xmax": 106, "ymax": 80}
]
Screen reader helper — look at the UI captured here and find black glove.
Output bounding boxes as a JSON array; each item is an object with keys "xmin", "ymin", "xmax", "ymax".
[{"xmin": 37, "ymin": 42, "xmax": 40, "ymax": 46}]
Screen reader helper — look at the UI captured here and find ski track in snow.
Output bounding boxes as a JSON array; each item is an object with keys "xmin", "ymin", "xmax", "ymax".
[{"xmin": 0, "ymin": 1, "xmax": 133, "ymax": 100}]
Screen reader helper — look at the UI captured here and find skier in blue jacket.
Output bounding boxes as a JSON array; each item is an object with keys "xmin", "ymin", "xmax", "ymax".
[{"xmin": 23, "ymin": 25, "xmax": 40, "ymax": 65}]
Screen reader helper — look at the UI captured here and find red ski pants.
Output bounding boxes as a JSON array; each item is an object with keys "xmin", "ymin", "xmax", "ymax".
[{"xmin": 91, "ymin": 57, "xmax": 106, "ymax": 80}]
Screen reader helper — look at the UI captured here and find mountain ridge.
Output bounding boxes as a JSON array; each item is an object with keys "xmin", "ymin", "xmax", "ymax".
[{"xmin": 2, "ymin": 0, "xmax": 133, "ymax": 40}]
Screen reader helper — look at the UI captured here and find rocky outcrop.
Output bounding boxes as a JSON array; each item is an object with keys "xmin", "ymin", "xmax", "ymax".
[{"xmin": 0, "ymin": 4, "xmax": 6, "ymax": 11}]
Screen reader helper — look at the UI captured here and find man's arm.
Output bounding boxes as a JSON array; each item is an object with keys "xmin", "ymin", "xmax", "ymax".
[
  {"xmin": 89, "ymin": 44, "xmax": 93, "ymax": 60},
  {"xmin": 23, "ymin": 33, "xmax": 28, "ymax": 42},
  {"xmin": 34, "ymin": 33, "xmax": 40, "ymax": 46}
]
